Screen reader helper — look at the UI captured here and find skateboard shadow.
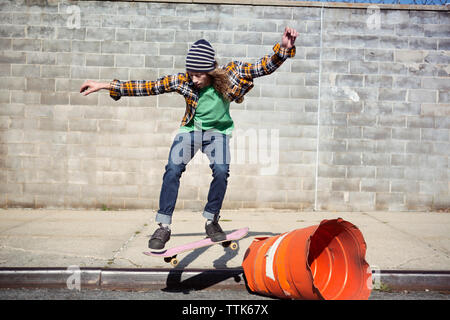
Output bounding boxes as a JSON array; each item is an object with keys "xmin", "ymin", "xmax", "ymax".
[
  {"xmin": 162, "ymin": 267, "xmax": 244, "ymax": 294},
  {"xmin": 161, "ymin": 231, "xmax": 279, "ymax": 293}
]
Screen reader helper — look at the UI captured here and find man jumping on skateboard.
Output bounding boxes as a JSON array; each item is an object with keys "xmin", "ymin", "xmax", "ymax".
[{"xmin": 80, "ymin": 27, "xmax": 298, "ymax": 251}]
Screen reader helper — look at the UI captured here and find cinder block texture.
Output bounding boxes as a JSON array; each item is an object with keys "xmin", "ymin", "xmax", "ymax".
[{"xmin": 0, "ymin": 0, "xmax": 448, "ymax": 212}]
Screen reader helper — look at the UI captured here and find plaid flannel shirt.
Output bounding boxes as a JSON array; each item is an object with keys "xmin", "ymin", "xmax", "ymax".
[{"xmin": 109, "ymin": 43, "xmax": 296, "ymax": 126}]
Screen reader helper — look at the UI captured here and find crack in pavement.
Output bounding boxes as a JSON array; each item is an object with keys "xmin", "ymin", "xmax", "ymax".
[
  {"xmin": 0, "ymin": 214, "xmax": 51, "ymax": 234},
  {"xmin": 394, "ymin": 254, "xmax": 444, "ymax": 269},
  {"xmin": 108, "ymin": 223, "xmax": 148, "ymax": 268},
  {"xmin": 0, "ymin": 245, "xmax": 109, "ymax": 262},
  {"xmin": 363, "ymin": 212, "xmax": 450, "ymax": 258}
]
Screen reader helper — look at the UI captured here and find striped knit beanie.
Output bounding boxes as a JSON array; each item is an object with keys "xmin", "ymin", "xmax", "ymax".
[{"xmin": 185, "ymin": 39, "xmax": 216, "ymax": 73}]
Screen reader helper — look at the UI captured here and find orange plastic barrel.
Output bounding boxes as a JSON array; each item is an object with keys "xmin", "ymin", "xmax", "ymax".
[{"xmin": 242, "ymin": 218, "xmax": 372, "ymax": 300}]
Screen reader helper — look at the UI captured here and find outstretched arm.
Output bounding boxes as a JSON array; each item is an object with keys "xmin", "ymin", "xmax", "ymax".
[
  {"xmin": 80, "ymin": 73, "xmax": 186, "ymax": 101},
  {"xmin": 80, "ymin": 80, "xmax": 110, "ymax": 95},
  {"xmin": 237, "ymin": 27, "xmax": 298, "ymax": 79}
]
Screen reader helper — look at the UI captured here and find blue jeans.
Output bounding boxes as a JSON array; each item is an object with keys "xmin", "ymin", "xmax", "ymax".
[{"xmin": 156, "ymin": 131, "xmax": 231, "ymax": 225}]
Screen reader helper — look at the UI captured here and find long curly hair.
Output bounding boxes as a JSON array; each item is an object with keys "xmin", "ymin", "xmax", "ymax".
[{"xmin": 208, "ymin": 63, "xmax": 232, "ymax": 102}]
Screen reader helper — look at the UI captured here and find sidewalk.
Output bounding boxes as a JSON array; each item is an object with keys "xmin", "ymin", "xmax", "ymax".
[{"xmin": 0, "ymin": 208, "xmax": 449, "ymax": 291}]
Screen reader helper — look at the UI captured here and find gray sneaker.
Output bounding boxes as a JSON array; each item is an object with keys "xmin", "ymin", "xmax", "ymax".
[
  {"xmin": 205, "ymin": 220, "xmax": 226, "ymax": 242},
  {"xmin": 148, "ymin": 225, "xmax": 171, "ymax": 251}
]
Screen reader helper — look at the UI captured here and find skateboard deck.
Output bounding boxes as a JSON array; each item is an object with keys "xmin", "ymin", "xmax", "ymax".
[{"xmin": 143, "ymin": 227, "xmax": 249, "ymax": 267}]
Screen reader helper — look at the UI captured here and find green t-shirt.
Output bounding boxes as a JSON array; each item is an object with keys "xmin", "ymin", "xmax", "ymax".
[{"xmin": 179, "ymin": 85, "xmax": 234, "ymax": 135}]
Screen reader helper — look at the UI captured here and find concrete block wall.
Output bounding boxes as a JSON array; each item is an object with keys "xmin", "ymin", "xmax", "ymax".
[{"xmin": 0, "ymin": 0, "xmax": 448, "ymax": 211}]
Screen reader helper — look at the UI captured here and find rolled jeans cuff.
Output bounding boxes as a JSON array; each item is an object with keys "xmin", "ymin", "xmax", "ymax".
[
  {"xmin": 202, "ymin": 210, "xmax": 217, "ymax": 221},
  {"xmin": 155, "ymin": 212, "xmax": 172, "ymax": 225}
]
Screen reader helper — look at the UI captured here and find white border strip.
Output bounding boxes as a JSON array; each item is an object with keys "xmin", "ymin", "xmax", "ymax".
[{"xmin": 314, "ymin": 4, "xmax": 324, "ymax": 212}]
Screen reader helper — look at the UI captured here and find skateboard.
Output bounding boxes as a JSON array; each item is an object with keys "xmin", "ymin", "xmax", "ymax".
[{"xmin": 143, "ymin": 227, "xmax": 249, "ymax": 267}]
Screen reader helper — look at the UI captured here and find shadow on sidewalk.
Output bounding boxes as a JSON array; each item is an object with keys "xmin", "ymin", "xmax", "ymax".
[{"xmin": 161, "ymin": 231, "xmax": 278, "ymax": 294}]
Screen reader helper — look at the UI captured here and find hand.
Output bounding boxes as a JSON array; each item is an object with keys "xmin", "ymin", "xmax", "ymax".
[
  {"xmin": 281, "ymin": 27, "xmax": 298, "ymax": 49},
  {"xmin": 80, "ymin": 80, "xmax": 109, "ymax": 96}
]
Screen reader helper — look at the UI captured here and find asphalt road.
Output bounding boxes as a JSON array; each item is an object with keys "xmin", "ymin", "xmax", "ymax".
[
  {"xmin": 1, "ymin": 288, "xmax": 447, "ymax": 319},
  {"xmin": 0, "ymin": 287, "xmax": 448, "ymax": 300}
]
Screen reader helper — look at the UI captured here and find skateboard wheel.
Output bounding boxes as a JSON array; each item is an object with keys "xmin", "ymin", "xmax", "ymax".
[
  {"xmin": 230, "ymin": 242, "xmax": 238, "ymax": 250},
  {"xmin": 170, "ymin": 258, "xmax": 179, "ymax": 267},
  {"xmin": 222, "ymin": 241, "xmax": 231, "ymax": 248},
  {"xmin": 164, "ymin": 257, "xmax": 172, "ymax": 263}
]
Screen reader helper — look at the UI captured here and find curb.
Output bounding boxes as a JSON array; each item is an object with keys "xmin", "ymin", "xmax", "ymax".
[
  {"xmin": 0, "ymin": 268, "xmax": 246, "ymax": 291},
  {"xmin": 0, "ymin": 268, "xmax": 449, "ymax": 292},
  {"xmin": 374, "ymin": 270, "xmax": 450, "ymax": 291}
]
